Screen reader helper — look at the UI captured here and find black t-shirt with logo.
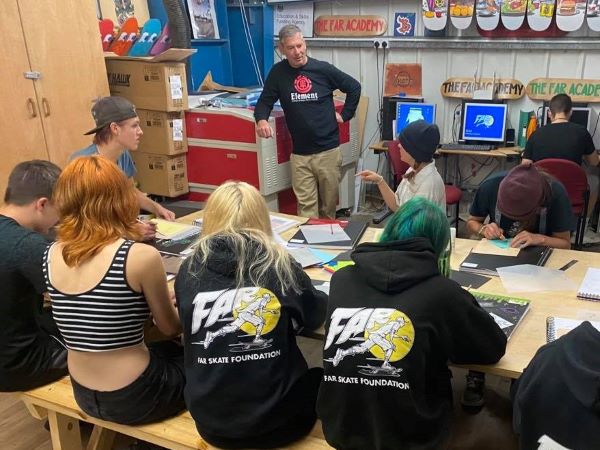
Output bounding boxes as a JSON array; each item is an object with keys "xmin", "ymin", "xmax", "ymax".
[
  {"xmin": 254, "ymin": 57, "xmax": 361, "ymax": 155},
  {"xmin": 523, "ymin": 122, "xmax": 595, "ymax": 165}
]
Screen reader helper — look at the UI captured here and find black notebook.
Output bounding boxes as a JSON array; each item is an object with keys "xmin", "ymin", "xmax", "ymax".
[
  {"xmin": 472, "ymin": 291, "xmax": 531, "ymax": 339},
  {"xmin": 459, "ymin": 245, "xmax": 553, "ymax": 276},
  {"xmin": 149, "ymin": 233, "xmax": 200, "ymax": 257},
  {"xmin": 287, "ymin": 220, "xmax": 368, "ymax": 250}
]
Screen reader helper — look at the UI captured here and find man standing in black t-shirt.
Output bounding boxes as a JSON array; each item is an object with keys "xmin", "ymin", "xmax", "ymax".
[
  {"xmin": 522, "ymin": 93, "xmax": 599, "ymax": 166},
  {"xmin": 254, "ymin": 25, "xmax": 361, "ymax": 219},
  {"xmin": 0, "ymin": 160, "xmax": 67, "ymax": 391}
]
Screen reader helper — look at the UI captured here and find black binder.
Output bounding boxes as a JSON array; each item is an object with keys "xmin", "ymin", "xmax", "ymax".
[{"xmin": 459, "ymin": 245, "xmax": 553, "ymax": 276}]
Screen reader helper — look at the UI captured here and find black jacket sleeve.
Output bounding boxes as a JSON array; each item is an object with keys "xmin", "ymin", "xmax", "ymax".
[
  {"xmin": 443, "ymin": 284, "xmax": 507, "ymax": 365},
  {"xmin": 291, "ymin": 263, "xmax": 328, "ymax": 331},
  {"xmin": 326, "ymin": 63, "xmax": 361, "ymax": 122},
  {"xmin": 254, "ymin": 66, "xmax": 280, "ymax": 123}
]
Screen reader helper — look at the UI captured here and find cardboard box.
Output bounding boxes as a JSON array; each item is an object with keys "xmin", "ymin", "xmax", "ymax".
[
  {"xmin": 106, "ymin": 59, "xmax": 188, "ymax": 111},
  {"xmin": 137, "ymin": 109, "xmax": 188, "ymax": 155},
  {"xmin": 132, "ymin": 152, "xmax": 189, "ymax": 197}
]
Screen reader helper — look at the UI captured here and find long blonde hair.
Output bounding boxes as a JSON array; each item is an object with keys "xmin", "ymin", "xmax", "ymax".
[{"xmin": 192, "ymin": 181, "xmax": 300, "ymax": 294}]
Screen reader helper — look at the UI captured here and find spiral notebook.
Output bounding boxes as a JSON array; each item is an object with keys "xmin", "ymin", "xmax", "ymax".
[
  {"xmin": 546, "ymin": 317, "xmax": 600, "ymax": 342},
  {"xmin": 577, "ymin": 268, "xmax": 600, "ymax": 301},
  {"xmin": 471, "ymin": 291, "xmax": 530, "ymax": 339}
]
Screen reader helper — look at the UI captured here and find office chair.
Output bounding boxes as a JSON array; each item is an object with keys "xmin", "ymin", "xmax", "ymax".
[{"xmin": 534, "ymin": 159, "xmax": 590, "ymax": 249}]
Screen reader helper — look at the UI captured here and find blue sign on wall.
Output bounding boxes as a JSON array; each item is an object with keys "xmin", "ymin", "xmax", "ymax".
[{"xmin": 394, "ymin": 13, "xmax": 416, "ymax": 37}]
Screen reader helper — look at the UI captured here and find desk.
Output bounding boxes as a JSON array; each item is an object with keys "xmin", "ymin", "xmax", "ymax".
[
  {"xmin": 176, "ymin": 211, "xmax": 600, "ymax": 379},
  {"xmin": 369, "ymin": 140, "xmax": 522, "ymax": 183}
]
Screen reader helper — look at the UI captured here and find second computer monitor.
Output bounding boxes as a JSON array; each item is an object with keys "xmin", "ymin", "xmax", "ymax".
[
  {"xmin": 395, "ymin": 103, "xmax": 436, "ymax": 138},
  {"xmin": 461, "ymin": 102, "xmax": 508, "ymax": 144}
]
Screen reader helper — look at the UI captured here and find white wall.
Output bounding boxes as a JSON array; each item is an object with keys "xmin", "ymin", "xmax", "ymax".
[{"xmin": 290, "ymin": 0, "xmax": 600, "ymax": 178}]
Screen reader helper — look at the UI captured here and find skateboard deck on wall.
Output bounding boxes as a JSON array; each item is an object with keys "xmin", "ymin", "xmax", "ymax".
[
  {"xmin": 587, "ymin": 0, "xmax": 600, "ymax": 31},
  {"xmin": 556, "ymin": 0, "xmax": 587, "ymax": 31},
  {"xmin": 423, "ymin": 0, "xmax": 449, "ymax": 31},
  {"xmin": 128, "ymin": 18, "xmax": 161, "ymax": 56},
  {"xmin": 150, "ymin": 24, "xmax": 172, "ymax": 56},
  {"xmin": 450, "ymin": 0, "xmax": 476, "ymax": 29},
  {"xmin": 99, "ymin": 18, "xmax": 114, "ymax": 51},
  {"xmin": 527, "ymin": 0, "xmax": 556, "ymax": 30},
  {"xmin": 109, "ymin": 17, "xmax": 139, "ymax": 56},
  {"xmin": 476, "ymin": 0, "xmax": 501, "ymax": 30},
  {"xmin": 501, "ymin": 0, "xmax": 531, "ymax": 30}
]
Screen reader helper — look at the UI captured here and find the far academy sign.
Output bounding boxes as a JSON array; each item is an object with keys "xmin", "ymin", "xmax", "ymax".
[{"xmin": 314, "ymin": 15, "xmax": 387, "ymax": 37}]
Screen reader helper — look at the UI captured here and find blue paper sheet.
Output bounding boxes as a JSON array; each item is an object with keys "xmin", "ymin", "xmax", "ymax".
[{"xmin": 490, "ymin": 238, "xmax": 512, "ymax": 249}]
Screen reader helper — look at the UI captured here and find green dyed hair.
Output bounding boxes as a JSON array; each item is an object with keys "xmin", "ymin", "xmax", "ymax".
[{"xmin": 380, "ymin": 197, "xmax": 450, "ymax": 258}]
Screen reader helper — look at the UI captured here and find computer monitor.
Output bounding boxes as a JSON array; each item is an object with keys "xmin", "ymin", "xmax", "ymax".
[
  {"xmin": 542, "ymin": 105, "xmax": 592, "ymax": 130},
  {"xmin": 461, "ymin": 102, "xmax": 508, "ymax": 144},
  {"xmin": 395, "ymin": 103, "xmax": 436, "ymax": 138}
]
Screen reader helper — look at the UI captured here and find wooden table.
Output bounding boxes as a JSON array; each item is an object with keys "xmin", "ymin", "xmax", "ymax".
[{"xmin": 177, "ymin": 212, "xmax": 600, "ymax": 379}]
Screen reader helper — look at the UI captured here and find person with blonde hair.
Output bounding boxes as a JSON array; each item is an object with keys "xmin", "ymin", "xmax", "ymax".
[
  {"xmin": 176, "ymin": 181, "xmax": 327, "ymax": 448},
  {"xmin": 43, "ymin": 156, "xmax": 185, "ymax": 425}
]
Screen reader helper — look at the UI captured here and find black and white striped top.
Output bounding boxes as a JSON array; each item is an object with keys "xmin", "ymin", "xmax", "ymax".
[{"xmin": 43, "ymin": 240, "xmax": 150, "ymax": 352}]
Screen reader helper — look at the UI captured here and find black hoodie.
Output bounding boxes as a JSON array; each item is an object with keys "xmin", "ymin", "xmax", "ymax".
[
  {"xmin": 317, "ymin": 238, "xmax": 507, "ymax": 450},
  {"xmin": 512, "ymin": 322, "xmax": 600, "ymax": 450},
  {"xmin": 175, "ymin": 236, "xmax": 327, "ymax": 443}
]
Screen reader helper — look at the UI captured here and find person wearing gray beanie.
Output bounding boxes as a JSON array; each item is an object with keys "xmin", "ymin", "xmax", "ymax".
[{"xmin": 357, "ymin": 120, "xmax": 446, "ymax": 212}]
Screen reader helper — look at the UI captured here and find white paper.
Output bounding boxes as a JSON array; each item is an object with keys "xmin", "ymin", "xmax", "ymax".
[
  {"xmin": 287, "ymin": 247, "xmax": 322, "ymax": 268},
  {"xmin": 497, "ymin": 264, "xmax": 578, "ymax": 293},
  {"xmin": 169, "ymin": 75, "xmax": 183, "ymax": 100},
  {"xmin": 269, "ymin": 215, "xmax": 301, "ymax": 234},
  {"xmin": 313, "ymin": 281, "xmax": 330, "ymax": 295},
  {"xmin": 489, "ymin": 312, "xmax": 513, "ymax": 329},
  {"xmin": 578, "ymin": 267, "xmax": 600, "ymax": 297},
  {"xmin": 300, "ymin": 224, "xmax": 350, "ymax": 244},
  {"xmin": 172, "ymin": 119, "xmax": 183, "ymax": 141}
]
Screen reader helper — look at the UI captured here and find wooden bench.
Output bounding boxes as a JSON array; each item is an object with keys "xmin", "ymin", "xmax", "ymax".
[{"xmin": 21, "ymin": 377, "xmax": 332, "ymax": 450}]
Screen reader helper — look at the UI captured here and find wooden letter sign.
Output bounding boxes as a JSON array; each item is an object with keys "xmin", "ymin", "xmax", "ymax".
[
  {"xmin": 314, "ymin": 15, "xmax": 387, "ymax": 37},
  {"xmin": 441, "ymin": 77, "xmax": 525, "ymax": 100},
  {"xmin": 526, "ymin": 78, "xmax": 600, "ymax": 103}
]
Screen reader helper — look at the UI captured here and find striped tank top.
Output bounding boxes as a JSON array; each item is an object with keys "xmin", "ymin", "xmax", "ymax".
[{"xmin": 43, "ymin": 240, "xmax": 150, "ymax": 352}]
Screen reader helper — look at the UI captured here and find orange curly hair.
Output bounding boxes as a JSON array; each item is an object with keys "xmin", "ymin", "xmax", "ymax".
[{"xmin": 54, "ymin": 156, "xmax": 141, "ymax": 266}]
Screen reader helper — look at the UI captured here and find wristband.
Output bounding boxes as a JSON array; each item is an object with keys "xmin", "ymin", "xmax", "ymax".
[{"xmin": 376, "ymin": 176, "xmax": 385, "ymax": 185}]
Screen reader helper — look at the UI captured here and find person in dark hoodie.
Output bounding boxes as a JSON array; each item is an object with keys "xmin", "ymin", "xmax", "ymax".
[
  {"xmin": 511, "ymin": 322, "xmax": 600, "ymax": 450},
  {"xmin": 175, "ymin": 181, "xmax": 328, "ymax": 449},
  {"xmin": 317, "ymin": 197, "xmax": 507, "ymax": 450}
]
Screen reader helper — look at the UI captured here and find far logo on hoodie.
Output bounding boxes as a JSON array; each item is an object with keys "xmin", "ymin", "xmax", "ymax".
[
  {"xmin": 324, "ymin": 308, "xmax": 414, "ymax": 377},
  {"xmin": 191, "ymin": 287, "xmax": 281, "ymax": 353}
]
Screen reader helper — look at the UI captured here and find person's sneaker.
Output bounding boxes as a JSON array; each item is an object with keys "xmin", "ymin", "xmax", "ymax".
[{"xmin": 461, "ymin": 372, "xmax": 485, "ymax": 408}]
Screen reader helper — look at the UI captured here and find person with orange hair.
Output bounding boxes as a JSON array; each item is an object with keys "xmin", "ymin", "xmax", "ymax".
[{"xmin": 43, "ymin": 156, "xmax": 185, "ymax": 425}]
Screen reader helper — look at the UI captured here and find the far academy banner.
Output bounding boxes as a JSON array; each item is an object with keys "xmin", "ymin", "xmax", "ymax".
[
  {"xmin": 440, "ymin": 77, "xmax": 525, "ymax": 100},
  {"xmin": 526, "ymin": 78, "xmax": 600, "ymax": 103},
  {"xmin": 314, "ymin": 15, "xmax": 387, "ymax": 37}
]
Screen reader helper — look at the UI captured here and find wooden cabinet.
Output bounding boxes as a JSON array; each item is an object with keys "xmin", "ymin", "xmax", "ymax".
[{"xmin": 0, "ymin": 0, "xmax": 109, "ymax": 196}]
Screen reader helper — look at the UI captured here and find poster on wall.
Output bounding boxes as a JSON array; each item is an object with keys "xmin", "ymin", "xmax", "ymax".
[
  {"xmin": 393, "ymin": 13, "xmax": 416, "ymax": 36},
  {"xmin": 274, "ymin": 1, "xmax": 314, "ymax": 37},
  {"xmin": 99, "ymin": 0, "xmax": 149, "ymax": 26},
  {"xmin": 384, "ymin": 64, "xmax": 422, "ymax": 97},
  {"xmin": 187, "ymin": 0, "xmax": 220, "ymax": 39}
]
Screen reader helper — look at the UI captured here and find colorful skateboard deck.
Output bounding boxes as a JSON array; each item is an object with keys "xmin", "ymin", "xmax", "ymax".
[
  {"xmin": 527, "ymin": 0, "xmax": 556, "ymax": 30},
  {"xmin": 556, "ymin": 0, "xmax": 587, "ymax": 31},
  {"xmin": 150, "ymin": 24, "xmax": 172, "ymax": 56},
  {"xmin": 128, "ymin": 18, "xmax": 161, "ymax": 56},
  {"xmin": 476, "ymin": 0, "xmax": 501, "ymax": 30},
  {"xmin": 99, "ymin": 19, "xmax": 114, "ymax": 51},
  {"xmin": 501, "ymin": 0, "xmax": 531, "ymax": 30},
  {"xmin": 450, "ymin": 0, "xmax": 476, "ymax": 28},
  {"xmin": 422, "ymin": 0, "xmax": 449, "ymax": 31},
  {"xmin": 108, "ymin": 17, "xmax": 139, "ymax": 56},
  {"xmin": 587, "ymin": 0, "xmax": 600, "ymax": 31}
]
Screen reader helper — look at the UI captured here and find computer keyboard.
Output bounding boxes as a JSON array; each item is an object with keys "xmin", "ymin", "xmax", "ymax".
[{"xmin": 440, "ymin": 143, "xmax": 495, "ymax": 151}]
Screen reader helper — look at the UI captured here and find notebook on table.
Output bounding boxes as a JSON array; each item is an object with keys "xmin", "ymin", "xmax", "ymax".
[
  {"xmin": 546, "ymin": 317, "xmax": 600, "ymax": 342},
  {"xmin": 577, "ymin": 268, "xmax": 600, "ymax": 301},
  {"xmin": 287, "ymin": 220, "xmax": 368, "ymax": 251},
  {"xmin": 150, "ymin": 219, "xmax": 201, "ymax": 241},
  {"xmin": 459, "ymin": 245, "xmax": 553, "ymax": 277},
  {"xmin": 471, "ymin": 291, "xmax": 531, "ymax": 339}
]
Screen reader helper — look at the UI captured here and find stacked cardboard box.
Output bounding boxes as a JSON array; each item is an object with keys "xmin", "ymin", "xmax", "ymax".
[{"xmin": 105, "ymin": 50, "xmax": 193, "ymax": 197}]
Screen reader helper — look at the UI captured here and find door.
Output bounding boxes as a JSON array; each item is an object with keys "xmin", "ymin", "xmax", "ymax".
[
  {"xmin": 0, "ymin": 0, "xmax": 49, "ymax": 199},
  {"xmin": 19, "ymin": 0, "xmax": 110, "ymax": 167}
]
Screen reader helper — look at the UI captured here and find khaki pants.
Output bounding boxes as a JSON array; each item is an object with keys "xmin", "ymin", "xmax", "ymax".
[{"xmin": 290, "ymin": 147, "xmax": 342, "ymax": 219}]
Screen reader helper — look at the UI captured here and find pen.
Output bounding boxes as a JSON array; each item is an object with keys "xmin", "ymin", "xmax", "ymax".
[{"xmin": 330, "ymin": 224, "xmax": 333, "ymax": 234}]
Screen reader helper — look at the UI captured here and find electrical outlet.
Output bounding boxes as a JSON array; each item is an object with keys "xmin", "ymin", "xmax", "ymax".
[{"xmin": 373, "ymin": 38, "xmax": 389, "ymax": 48}]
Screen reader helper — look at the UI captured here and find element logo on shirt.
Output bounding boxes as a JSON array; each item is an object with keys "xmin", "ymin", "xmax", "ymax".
[
  {"xmin": 324, "ymin": 308, "xmax": 414, "ymax": 377},
  {"xmin": 191, "ymin": 287, "xmax": 281, "ymax": 352},
  {"xmin": 294, "ymin": 74, "xmax": 312, "ymax": 94}
]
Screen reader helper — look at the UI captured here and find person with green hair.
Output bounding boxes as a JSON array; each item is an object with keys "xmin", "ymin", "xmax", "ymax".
[{"xmin": 317, "ymin": 197, "xmax": 506, "ymax": 450}]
